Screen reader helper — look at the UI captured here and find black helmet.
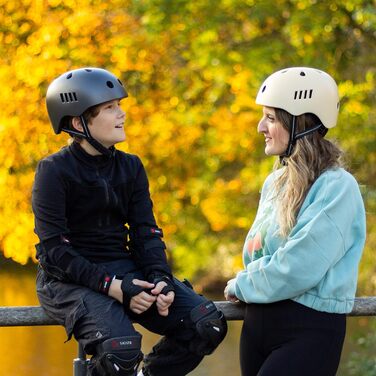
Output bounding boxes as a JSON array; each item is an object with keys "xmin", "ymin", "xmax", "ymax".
[{"xmin": 46, "ymin": 67, "xmax": 128, "ymax": 134}]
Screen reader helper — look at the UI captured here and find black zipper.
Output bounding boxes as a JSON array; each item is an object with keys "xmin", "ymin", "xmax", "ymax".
[
  {"xmin": 96, "ymin": 169, "xmax": 111, "ymax": 226},
  {"xmin": 96, "ymin": 169, "xmax": 110, "ymax": 206}
]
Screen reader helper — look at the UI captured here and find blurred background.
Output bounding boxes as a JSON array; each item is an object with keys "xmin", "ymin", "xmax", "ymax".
[{"xmin": 0, "ymin": 0, "xmax": 375, "ymax": 374}]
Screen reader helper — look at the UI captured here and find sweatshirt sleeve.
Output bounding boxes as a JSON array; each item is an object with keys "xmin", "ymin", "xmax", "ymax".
[
  {"xmin": 127, "ymin": 157, "xmax": 172, "ymax": 279},
  {"xmin": 32, "ymin": 159, "xmax": 112, "ymax": 293},
  {"xmin": 230, "ymin": 171, "xmax": 365, "ymax": 303}
]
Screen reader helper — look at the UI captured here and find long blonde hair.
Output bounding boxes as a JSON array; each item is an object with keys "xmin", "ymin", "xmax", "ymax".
[{"xmin": 273, "ymin": 108, "xmax": 344, "ymax": 237}]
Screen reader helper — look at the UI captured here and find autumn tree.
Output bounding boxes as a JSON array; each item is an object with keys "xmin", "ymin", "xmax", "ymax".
[{"xmin": 0, "ymin": 0, "xmax": 375, "ymax": 291}]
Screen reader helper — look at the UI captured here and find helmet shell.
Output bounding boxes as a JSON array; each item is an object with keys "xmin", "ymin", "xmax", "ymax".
[
  {"xmin": 46, "ymin": 67, "xmax": 128, "ymax": 134},
  {"xmin": 255, "ymin": 67, "xmax": 339, "ymax": 128}
]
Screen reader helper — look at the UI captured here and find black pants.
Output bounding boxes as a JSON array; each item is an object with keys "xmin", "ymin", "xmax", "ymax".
[
  {"xmin": 36, "ymin": 258, "xmax": 210, "ymax": 376},
  {"xmin": 240, "ymin": 300, "xmax": 346, "ymax": 376}
]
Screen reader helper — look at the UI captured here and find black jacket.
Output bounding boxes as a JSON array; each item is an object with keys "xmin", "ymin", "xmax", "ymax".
[{"xmin": 32, "ymin": 141, "xmax": 172, "ymax": 293}]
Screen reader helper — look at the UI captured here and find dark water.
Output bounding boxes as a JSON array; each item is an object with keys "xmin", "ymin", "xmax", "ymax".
[{"xmin": 0, "ymin": 268, "xmax": 374, "ymax": 375}]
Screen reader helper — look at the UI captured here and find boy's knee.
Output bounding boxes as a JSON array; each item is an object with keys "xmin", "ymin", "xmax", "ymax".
[
  {"xmin": 93, "ymin": 334, "xmax": 143, "ymax": 376},
  {"xmin": 188, "ymin": 300, "xmax": 227, "ymax": 355}
]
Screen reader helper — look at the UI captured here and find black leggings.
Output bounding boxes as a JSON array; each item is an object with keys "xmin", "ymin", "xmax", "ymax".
[{"xmin": 240, "ymin": 300, "xmax": 346, "ymax": 376}]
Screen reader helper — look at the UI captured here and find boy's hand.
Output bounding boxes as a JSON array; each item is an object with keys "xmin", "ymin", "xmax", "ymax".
[
  {"xmin": 129, "ymin": 279, "xmax": 157, "ymax": 314},
  {"xmin": 113, "ymin": 274, "xmax": 157, "ymax": 314},
  {"xmin": 151, "ymin": 281, "xmax": 175, "ymax": 316}
]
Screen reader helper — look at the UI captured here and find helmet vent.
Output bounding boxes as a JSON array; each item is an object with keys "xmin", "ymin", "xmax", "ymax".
[
  {"xmin": 60, "ymin": 92, "xmax": 78, "ymax": 103},
  {"xmin": 106, "ymin": 81, "xmax": 114, "ymax": 88},
  {"xmin": 294, "ymin": 89, "xmax": 313, "ymax": 100}
]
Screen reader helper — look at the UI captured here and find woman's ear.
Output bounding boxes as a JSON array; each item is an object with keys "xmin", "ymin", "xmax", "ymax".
[{"xmin": 71, "ymin": 116, "xmax": 84, "ymax": 132}]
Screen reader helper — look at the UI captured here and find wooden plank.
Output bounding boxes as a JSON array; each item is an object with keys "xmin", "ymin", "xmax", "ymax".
[
  {"xmin": 214, "ymin": 297, "xmax": 376, "ymax": 319},
  {"xmin": 0, "ymin": 297, "xmax": 375, "ymax": 327},
  {"xmin": 349, "ymin": 296, "xmax": 376, "ymax": 316},
  {"xmin": 0, "ymin": 306, "xmax": 56, "ymax": 326}
]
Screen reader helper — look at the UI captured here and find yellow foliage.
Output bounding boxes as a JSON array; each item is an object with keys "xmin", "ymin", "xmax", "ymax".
[
  {"xmin": 0, "ymin": 0, "xmax": 374, "ymax": 293},
  {"xmin": 201, "ymin": 178, "xmax": 248, "ymax": 231}
]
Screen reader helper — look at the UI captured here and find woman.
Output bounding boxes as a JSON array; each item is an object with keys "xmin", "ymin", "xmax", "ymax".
[
  {"xmin": 224, "ymin": 67, "xmax": 366, "ymax": 376},
  {"xmin": 32, "ymin": 67, "xmax": 227, "ymax": 376}
]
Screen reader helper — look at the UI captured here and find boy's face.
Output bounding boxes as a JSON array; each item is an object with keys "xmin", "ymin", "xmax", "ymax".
[{"xmin": 88, "ymin": 99, "xmax": 126, "ymax": 148}]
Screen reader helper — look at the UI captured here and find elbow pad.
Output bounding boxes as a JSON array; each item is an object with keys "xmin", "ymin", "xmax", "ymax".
[
  {"xmin": 129, "ymin": 225, "xmax": 172, "ymax": 277},
  {"xmin": 36, "ymin": 235, "xmax": 111, "ymax": 293},
  {"xmin": 129, "ymin": 226, "xmax": 166, "ymax": 251},
  {"xmin": 36, "ymin": 236, "xmax": 74, "ymax": 281}
]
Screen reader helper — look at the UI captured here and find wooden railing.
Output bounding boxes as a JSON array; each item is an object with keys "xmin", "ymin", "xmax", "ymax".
[
  {"xmin": 1, "ymin": 297, "xmax": 376, "ymax": 326},
  {"xmin": 1, "ymin": 298, "xmax": 375, "ymax": 376}
]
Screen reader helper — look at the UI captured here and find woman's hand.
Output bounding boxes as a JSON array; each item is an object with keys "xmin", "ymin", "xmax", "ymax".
[
  {"xmin": 151, "ymin": 281, "xmax": 175, "ymax": 316},
  {"xmin": 224, "ymin": 279, "xmax": 239, "ymax": 302}
]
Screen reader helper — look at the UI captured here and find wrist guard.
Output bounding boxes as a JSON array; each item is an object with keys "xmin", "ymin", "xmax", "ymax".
[
  {"xmin": 151, "ymin": 274, "xmax": 175, "ymax": 296},
  {"xmin": 100, "ymin": 275, "xmax": 115, "ymax": 295},
  {"xmin": 120, "ymin": 273, "xmax": 148, "ymax": 309}
]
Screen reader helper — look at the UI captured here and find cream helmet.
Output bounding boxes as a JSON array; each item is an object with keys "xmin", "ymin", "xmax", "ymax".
[{"xmin": 256, "ymin": 67, "xmax": 340, "ymax": 157}]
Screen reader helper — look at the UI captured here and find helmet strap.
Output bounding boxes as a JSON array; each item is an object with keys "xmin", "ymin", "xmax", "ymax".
[
  {"xmin": 294, "ymin": 123, "xmax": 327, "ymax": 141},
  {"xmin": 79, "ymin": 115, "xmax": 114, "ymax": 157},
  {"xmin": 61, "ymin": 128, "xmax": 86, "ymax": 138},
  {"xmin": 60, "ymin": 118, "xmax": 114, "ymax": 157},
  {"xmin": 279, "ymin": 117, "xmax": 328, "ymax": 164},
  {"xmin": 279, "ymin": 115, "xmax": 297, "ymax": 163}
]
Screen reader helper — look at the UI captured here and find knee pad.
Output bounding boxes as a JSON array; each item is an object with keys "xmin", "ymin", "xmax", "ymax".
[
  {"xmin": 189, "ymin": 301, "xmax": 228, "ymax": 356},
  {"xmin": 96, "ymin": 335, "xmax": 143, "ymax": 376}
]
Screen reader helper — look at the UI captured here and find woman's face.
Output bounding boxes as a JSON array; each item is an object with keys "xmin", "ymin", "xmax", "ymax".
[
  {"xmin": 257, "ymin": 106, "xmax": 290, "ymax": 156},
  {"xmin": 88, "ymin": 99, "xmax": 126, "ymax": 148}
]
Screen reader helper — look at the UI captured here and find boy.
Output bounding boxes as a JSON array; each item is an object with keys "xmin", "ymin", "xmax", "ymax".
[{"xmin": 32, "ymin": 67, "xmax": 227, "ymax": 376}]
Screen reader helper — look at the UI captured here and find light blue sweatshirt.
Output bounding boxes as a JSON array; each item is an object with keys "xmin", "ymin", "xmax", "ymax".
[{"xmin": 227, "ymin": 168, "xmax": 366, "ymax": 313}]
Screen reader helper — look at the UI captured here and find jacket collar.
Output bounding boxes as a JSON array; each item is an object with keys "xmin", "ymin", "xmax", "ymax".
[{"xmin": 69, "ymin": 141, "xmax": 115, "ymax": 168}]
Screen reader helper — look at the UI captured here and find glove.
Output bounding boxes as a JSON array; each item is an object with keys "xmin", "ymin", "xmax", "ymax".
[
  {"xmin": 149, "ymin": 273, "xmax": 175, "ymax": 295},
  {"xmin": 120, "ymin": 273, "xmax": 150, "ymax": 309}
]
